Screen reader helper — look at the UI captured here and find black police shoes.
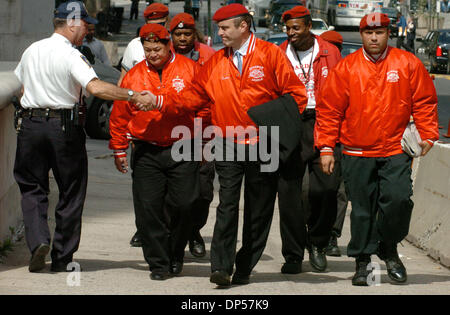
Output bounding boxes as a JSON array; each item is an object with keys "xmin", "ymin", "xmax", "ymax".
[
  {"xmin": 352, "ymin": 255, "xmax": 371, "ymax": 286},
  {"xmin": 231, "ymin": 273, "xmax": 250, "ymax": 285},
  {"xmin": 309, "ymin": 245, "xmax": 327, "ymax": 272},
  {"xmin": 326, "ymin": 235, "xmax": 342, "ymax": 257},
  {"xmin": 129, "ymin": 231, "xmax": 142, "ymax": 247},
  {"xmin": 378, "ymin": 242, "xmax": 407, "ymax": 284},
  {"xmin": 29, "ymin": 243, "xmax": 50, "ymax": 273},
  {"xmin": 281, "ymin": 260, "xmax": 302, "ymax": 274},
  {"xmin": 210, "ymin": 270, "xmax": 231, "ymax": 286},
  {"xmin": 189, "ymin": 232, "xmax": 206, "ymax": 258}
]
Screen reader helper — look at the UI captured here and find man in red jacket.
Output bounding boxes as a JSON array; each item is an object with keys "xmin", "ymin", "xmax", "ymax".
[
  {"xmin": 170, "ymin": 13, "xmax": 216, "ymax": 258},
  {"xmin": 139, "ymin": 4, "xmax": 307, "ymax": 286},
  {"xmin": 315, "ymin": 13, "xmax": 439, "ymax": 286},
  {"xmin": 109, "ymin": 24, "xmax": 200, "ymax": 281},
  {"xmin": 278, "ymin": 6, "xmax": 342, "ymax": 274}
]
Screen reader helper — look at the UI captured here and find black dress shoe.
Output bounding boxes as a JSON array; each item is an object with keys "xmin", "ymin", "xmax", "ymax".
[
  {"xmin": 231, "ymin": 273, "xmax": 250, "ymax": 285},
  {"xmin": 130, "ymin": 232, "xmax": 142, "ymax": 247},
  {"xmin": 150, "ymin": 271, "xmax": 170, "ymax": 281},
  {"xmin": 210, "ymin": 270, "xmax": 231, "ymax": 286},
  {"xmin": 378, "ymin": 242, "xmax": 407, "ymax": 284},
  {"xmin": 281, "ymin": 261, "xmax": 302, "ymax": 274},
  {"xmin": 309, "ymin": 245, "xmax": 327, "ymax": 272},
  {"xmin": 170, "ymin": 261, "xmax": 183, "ymax": 275},
  {"xmin": 352, "ymin": 255, "xmax": 371, "ymax": 286},
  {"xmin": 189, "ymin": 234, "xmax": 206, "ymax": 258},
  {"xmin": 29, "ymin": 243, "xmax": 50, "ymax": 273},
  {"xmin": 326, "ymin": 236, "xmax": 341, "ymax": 257}
]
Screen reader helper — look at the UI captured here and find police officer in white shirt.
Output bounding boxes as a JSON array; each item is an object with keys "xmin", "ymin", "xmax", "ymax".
[{"xmin": 14, "ymin": 1, "xmax": 154, "ymax": 273}]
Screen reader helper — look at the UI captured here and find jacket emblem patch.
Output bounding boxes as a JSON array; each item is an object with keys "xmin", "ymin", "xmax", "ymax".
[
  {"xmin": 387, "ymin": 70, "xmax": 399, "ymax": 83},
  {"xmin": 172, "ymin": 77, "xmax": 185, "ymax": 93},
  {"xmin": 322, "ymin": 66, "xmax": 328, "ymax": 77},
  {"xmin": 248, "ymin": 66, "xmax": 265, "ymax": 82}
]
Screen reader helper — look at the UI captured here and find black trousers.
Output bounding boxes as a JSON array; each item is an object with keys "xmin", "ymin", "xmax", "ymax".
[
  {"xmin": 190, "ymin": 161, "xmax": 215, "ymax": 239},
  {"xmin": 279, "ymin": 111, "xmax": 340, "ymax": 259},
  {"xmin": 341, "ymin": 154, "xmax": 414, "ymax": 257},
  {"xmin": 131, "ymin": 141, "xmax": 199, "ymax": 272},
  {"xmin": 14, "ymin": 117, "xmax": 87, "ymax": 265},
  {"xmin": 332, "ymin": 179, "xmax": 349, "ymax": 238},
  {"xmin": 211, "ymin": 142, "xmax": 278, "ymax": 276}
]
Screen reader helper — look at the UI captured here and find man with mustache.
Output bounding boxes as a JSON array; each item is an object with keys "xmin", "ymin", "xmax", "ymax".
[
  {"xmin": 278, "ymin": 6, "xmax": 342, "ymax": 274},
  {"xmin": 315, "ymin": 13, "xmax": 439, "ymax": 286}
]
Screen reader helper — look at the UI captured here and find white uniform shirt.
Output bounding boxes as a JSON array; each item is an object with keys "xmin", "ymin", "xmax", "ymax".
[
  {"xmin": 15, "ymin": 33, "xmax": 98, "ymax": 109},
  {"xmin": 121, "ymin": 37, "xmax": 145, "ymax": 72},
  {"xmin": 286, "ymin": 39, "xmax": 319, "ymax": 109},
  {"xmin": 82, "ymin": 37, "xmax": 111, "ymax": 66}
]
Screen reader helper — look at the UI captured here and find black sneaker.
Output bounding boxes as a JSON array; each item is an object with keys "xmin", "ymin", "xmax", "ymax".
[
  {"xmin": 326, "ymin": 236, "xmax": 341, "ymax": 257},
  {"xmin": 352, "ymin": 255, "xmax": 371, "ymax": 286}
]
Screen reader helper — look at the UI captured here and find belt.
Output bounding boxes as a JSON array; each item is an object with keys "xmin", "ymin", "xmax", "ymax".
[{"xmin": 22, "ymin": 108, "xmax": 67, "ymax": 118}]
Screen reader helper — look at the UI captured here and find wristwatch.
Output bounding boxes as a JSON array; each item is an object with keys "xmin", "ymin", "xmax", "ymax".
[{"xmin": 127, "ymin": 90, "xmax": 134, "ymax": 101}]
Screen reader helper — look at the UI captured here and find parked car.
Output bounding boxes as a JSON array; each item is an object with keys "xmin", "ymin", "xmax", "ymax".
[
  {"xmin": 310, "ymin": 18, "xmax": 335, "ymax": 36},
  {"xmin": 77, "ymin": 46, "xmax": 120, "ymax": 139},
  {"xmin": 416, "ymin": 29, "xmax": 450, "ymax": 74}
]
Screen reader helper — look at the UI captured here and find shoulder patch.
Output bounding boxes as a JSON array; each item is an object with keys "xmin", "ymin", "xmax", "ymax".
[{"xmin": 80, "ymin": 55, "xmax": 92, "ymax": 68}]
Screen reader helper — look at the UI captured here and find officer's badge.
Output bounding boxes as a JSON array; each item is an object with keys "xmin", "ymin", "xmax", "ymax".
[
  {"xmin": 172, "ymin": 77, "xmax": 185, "ymax": 93},
  {"xmin": 80, "ymin": 55, "xmax": 92, "ymax": 68},
  {"xmin": 178, "ymin": 22, "xmax": 184, "ymax": 28},
  {"xmin": 321, "ymin": 66, "xmax": 328, "ymax": 78}
]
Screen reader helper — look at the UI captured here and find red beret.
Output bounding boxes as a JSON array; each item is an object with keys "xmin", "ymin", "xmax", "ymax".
[
  {"xmin": 139, "ymin": 23, "xmax": 170, "ymax": 42},
  {"xmin": 170, "ymin": 13, "xmax": 196, "ymax": 32},
  {"xmin": 320, "ymin": 30, "xmax": 343, "ymax": 45},
  {"xmin": 212, "ymin": 3, "xmax": 249, "ymax": 22},
  {"xmin": 282, "ymin": 6, "xmax": 310, "ymax": 22},
  {"xmin": 359, "ymin": 13, "xmax": 390, "ymax": 30},
  {"xmin": 143, "ymin": 3, "xmax": 169, "ymax": 20}
]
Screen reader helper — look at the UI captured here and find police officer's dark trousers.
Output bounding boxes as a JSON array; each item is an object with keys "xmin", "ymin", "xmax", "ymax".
[
  {"xmin": 14, "ymin": 116, "xmax": 87, "ymax": 265},
  {"xmin": 131, "ymin": 141, "xmax": 199, "ymax": 273},
  {"xmin": 341, "ymin": 153, "xmax": 414, "ymax": 257},
  {"xmin": 211, "ymin": 140, "xmax": 278, "ymax": 276}
]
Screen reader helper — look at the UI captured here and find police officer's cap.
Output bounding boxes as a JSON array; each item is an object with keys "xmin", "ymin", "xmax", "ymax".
[{"xmin": 54, "ymin": 1, "xmax": 98, "ymax": 25}]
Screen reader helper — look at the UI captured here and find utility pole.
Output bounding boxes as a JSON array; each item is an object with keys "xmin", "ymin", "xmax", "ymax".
[{"xmin": 208, "ymin": 0, "xmax": 212, "ymax": 38}]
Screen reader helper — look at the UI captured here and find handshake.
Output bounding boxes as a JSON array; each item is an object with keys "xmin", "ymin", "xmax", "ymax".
[{"xmin": 133, "ymin": 90, "xmax": 158, "ymax": 111}]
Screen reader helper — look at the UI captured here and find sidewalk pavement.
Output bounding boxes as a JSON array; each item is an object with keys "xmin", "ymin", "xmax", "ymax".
[{"xmin": 1, "ymin": 139, "xmax": 449, "ymax": 295}]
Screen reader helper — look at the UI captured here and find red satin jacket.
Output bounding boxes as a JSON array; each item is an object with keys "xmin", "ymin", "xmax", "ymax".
[{"xmin": 314, "ymin": 47, "xmax": 439, "ymax": 157}]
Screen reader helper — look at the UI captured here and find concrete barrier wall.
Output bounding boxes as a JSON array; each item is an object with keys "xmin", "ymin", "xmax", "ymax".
[
  {"xmin": 407, "ymin": 142, "xmax": 450, "ymax": 267},
  {"xmin": 0, "ymin": 68, "xmax": 22, "ymax": 242}
]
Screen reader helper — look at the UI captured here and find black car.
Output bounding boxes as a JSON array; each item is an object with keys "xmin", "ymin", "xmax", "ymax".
[
  {"xmin": 77, "ymin": 46, "xmax": 120, "ymax": 139},
  {"xmin": 416, "ymin": 29, "xmax": 450, "ymax": 74}
]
